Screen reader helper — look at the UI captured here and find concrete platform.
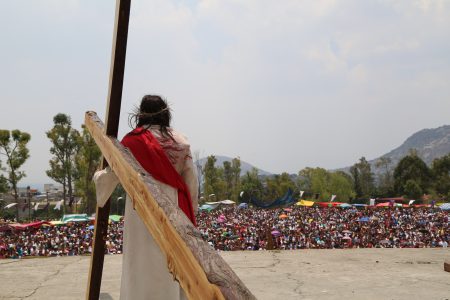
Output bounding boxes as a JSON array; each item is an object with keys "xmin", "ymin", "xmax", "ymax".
[{"xmin": 0, "ymin": 249, "xmax": 449, "ymax": 300}]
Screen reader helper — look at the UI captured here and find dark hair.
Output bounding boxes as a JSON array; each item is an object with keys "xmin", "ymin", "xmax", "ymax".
[{"xmin": 129, "ymin": 95, "xmax": 174, "ymax": 139}]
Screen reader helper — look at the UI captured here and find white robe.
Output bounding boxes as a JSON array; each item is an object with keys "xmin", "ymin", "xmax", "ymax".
[{"xmin": 94, "ymin": 126, "xmax": 198, "ymax": 300}]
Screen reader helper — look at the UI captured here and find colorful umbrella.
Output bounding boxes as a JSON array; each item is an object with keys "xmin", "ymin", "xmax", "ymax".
[{"xmin": 271, "ymin": 230, "xmax": 281, "ymax": 236}]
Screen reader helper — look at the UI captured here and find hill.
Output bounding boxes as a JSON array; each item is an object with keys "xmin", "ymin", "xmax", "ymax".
[
  {"xmin": 355, "ymin": 125, "xmax": 450, "ymax": 174},
  {"xmin": 197, "ymin": 155, "xmax": 273, "ymax": 176}
]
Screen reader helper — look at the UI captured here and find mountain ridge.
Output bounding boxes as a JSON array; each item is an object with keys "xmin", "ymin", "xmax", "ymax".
[
  {"xmin": 351, "ymin": 125, "xmax": 450, "ymax": 174},
  {"xmin": 197, "ymin": 155, "xmax": 272, "ymax": 176}
]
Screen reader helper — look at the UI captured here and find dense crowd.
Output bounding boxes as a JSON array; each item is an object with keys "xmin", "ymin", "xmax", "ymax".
[
  {"xmin": 197, "ymin": 206, "xmax": 449, "ymax": 250},
  {"xmin": 1, "ymin": 206, "xmax": 449, "ymax": 258},
  {"xmin": 0, "ymin": 221, "xmax": 123, "ymax": 259}
]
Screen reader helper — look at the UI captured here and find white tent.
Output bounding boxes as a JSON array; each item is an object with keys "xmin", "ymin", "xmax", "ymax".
[
  {"xmin": 4, "ymin": 203, "xmax": 18, "ymax": 209},
  {"xmin": 220, "ymin": 200, "xmax": 236, "ymax": 205}
]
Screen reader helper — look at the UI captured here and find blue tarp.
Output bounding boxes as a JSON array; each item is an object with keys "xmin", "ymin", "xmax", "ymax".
[
  {"xmin": 238, "ymin": 203, "xmax": 248, "ymax": 209},
  {"xmin": 250, "ymin": 189, "xmax": 296, "ymax": 208}
]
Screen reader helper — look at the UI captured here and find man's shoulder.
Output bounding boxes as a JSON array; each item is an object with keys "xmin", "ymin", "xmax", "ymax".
[{"xmin": 170, "ymin": 129, "xmax": 190, "ymax": 146}]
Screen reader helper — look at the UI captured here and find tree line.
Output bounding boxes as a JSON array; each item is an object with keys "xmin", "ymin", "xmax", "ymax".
[
  {"xmin": 0, "ymin": 113, "xmax": 103, "ymax": 215},
  {"xmin": 201, "ymin": 151, "xmax": 450, "ymax": 204},
  {"xmin": 1, "ymin": 115, "xmax": 450, "ymax": 215}
]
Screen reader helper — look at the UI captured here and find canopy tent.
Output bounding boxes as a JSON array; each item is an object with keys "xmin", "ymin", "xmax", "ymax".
[
  {"xmin": 205, "ymin": 200, "xmax": 236, "ymax": 205},
  {"xmin": 109, "ymin": 215, "xmax": 123, "ymax": 222},
  {"xmin": 339, "ymin": 203, "xmax": 352, "ymax": 208},
  {"xmin": 4, "ymin": 203, "xmax": 18, "ymax": 209},
  {"xmin": 219, "ymin": 200, "xmax": 236, "ymax": 205},
  {"xmin": 352, "ymin": 203, "xmax": 367, "ymax": 207},
  {"xmin": 50, "ymin": 220, "xmax": 64, "ymax": 225},
  {"xmin": 199, "ymin": 203, "xmax": 220, "ymax": 211},
  {"xmin": 317, "ymin": 202, "xmax": 344, "ymax": 208},
  {"xmin": 376, "ymin": 202, "xmax": 404, "ymax": 207},
  {"xmin": 296, "ymin": 200, "xmax": 315, "ymax": 207},
  {"xmin": 439, "ymin": 203, "xmax": 450, "ymax": 211},
  {"xmin": 8, "ymin": 221, "xmax": 50, "ymax": 230},
  {"xmin": 61, "ymin": 214, "xmax": 90, "ymax": 223},
  {"xmin": 376, "ymin": 197, "xmax": 405, "ymax": 203}
]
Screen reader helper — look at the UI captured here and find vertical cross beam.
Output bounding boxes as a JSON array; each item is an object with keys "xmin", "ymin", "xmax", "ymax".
[{"xmin": 86, "ymin": 1, "xmax": 130, "ymax": 299}]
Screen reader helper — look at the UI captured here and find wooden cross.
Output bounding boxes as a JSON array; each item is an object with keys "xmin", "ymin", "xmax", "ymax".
[{"xmin": 85, "ymin": 1, "xmax": 255, "ymax": 299}]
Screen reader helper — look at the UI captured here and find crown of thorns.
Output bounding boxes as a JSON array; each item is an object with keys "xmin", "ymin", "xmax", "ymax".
[{"xmin": 137, "ymin": 107, "xmax": 170, "ymax": 117}]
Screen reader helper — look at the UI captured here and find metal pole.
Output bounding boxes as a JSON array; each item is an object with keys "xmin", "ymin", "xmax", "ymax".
[{"xmin": 86, "ymin": 1, "xmax": 130, "ymax": 299}]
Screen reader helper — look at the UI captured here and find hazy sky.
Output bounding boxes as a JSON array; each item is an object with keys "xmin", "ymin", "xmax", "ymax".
[{"xmin": 1, "ymin": 0, "xmax": 449, "ymax": 187}]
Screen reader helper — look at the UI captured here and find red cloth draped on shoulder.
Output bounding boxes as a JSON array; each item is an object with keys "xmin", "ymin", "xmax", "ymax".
[{"xmin": 121, "ymin": 127, "xmax": 197, "ymax": 226}]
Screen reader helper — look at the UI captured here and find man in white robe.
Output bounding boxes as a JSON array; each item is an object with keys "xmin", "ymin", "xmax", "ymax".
[{"xmin": 94, "ymin": 125, "xmax": 198, "ymax": 300}]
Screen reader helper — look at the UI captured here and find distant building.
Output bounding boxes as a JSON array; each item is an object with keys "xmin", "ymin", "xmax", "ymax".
[{"xmin": 44, "ymin": 184, "xmax": 63, "ymax": 193}]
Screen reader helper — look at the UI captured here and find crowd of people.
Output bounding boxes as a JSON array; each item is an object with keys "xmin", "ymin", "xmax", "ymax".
[
  {"xmin": 1, "ymin": 205, "xmax": 448, "ymax": 258},
  {"xmin": 197, "ymin": 206, "xmax": 449, "ymax": 250},
  {"xmin": 0, "ymin": 220, "xmax": 123, "ymax": 259}
]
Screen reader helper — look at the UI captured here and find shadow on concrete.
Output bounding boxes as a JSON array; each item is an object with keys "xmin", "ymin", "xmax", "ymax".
[{"xmin": 100, "ymin": 293, "xmax": 114, "ymax": 300}]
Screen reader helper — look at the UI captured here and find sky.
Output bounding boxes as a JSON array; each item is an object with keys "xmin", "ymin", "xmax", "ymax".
[{"xmin": 1, "ymin": 0, "xmax": 449, "ymax": 188}]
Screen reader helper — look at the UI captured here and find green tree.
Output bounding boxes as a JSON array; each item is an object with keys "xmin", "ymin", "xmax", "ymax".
[
  {"xmin": 223, "ymin": 161, "xmax": 233, "ymax": 199},
  {"xmin": 192, "ymin": 150, "xmax": 203, "ymax": 198},
  {"xmin": 241, "ymin": 168, "xmax": 264, "ymax": 202},
  {"xmin": 46, "ymin": 114, "xmax": 80, "ymax": 210},
  {"xmin": 375, "ymin": 156, "xmax": 394, "ymax": 197},
  {"xmin": 202, "ymin": 155, "xmax": 226, "ymax": 201},
  {"xmin": 297, "ymin": 167, "xmax": 314, "ymax": 193},
  {"xmin": 230, "ymin": 158, "xmax": 241, "ymax": 201},
  {"xmin": 310, "ymin": 168, "xmax": 329, "ymax": 200},
  {"xmin": 0, "ymin": 175, "xmax": 7, "ymax": 193},
  {"xmin": 403, "ymin": 179, "xmax": 423, "ymax": 199},
  {"xmin": 212, "ymin": 157, "xmax": 242, "ymax": 201},
  {"xmin": 75, "ymin": 126, "xmax": 101, "ymax": 214},
  {"xmin": 0, "ymin": 160, "xmax": 8, "ymax": 193},
  {"xmin": 265, "ymin": 173, "xmax": 296, "ymax": 201},
  {"xmin": 0, "ymin": 130, "xmax": 31, "ymax": 207},
  {"xmin": 393, "ymin": 152, "xmax": 432, "ymax": 198},
  {"xmin": 431, "ymin": 154, "xmax": 450, "ymax": 200},
  {"xmin": 350, "ymin": 157, "xmax": 374, "ymax": 198},
  {"xmin": 298, "ymin": 167, "xmax": 355, "ymax": 202},
  {"xmin": 329, "ymin": 171, "xmax": 356, "ymax": 202}
]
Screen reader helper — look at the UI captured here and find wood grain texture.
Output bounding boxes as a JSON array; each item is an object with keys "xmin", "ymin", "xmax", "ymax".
[{"xmin": 85, "ymin": 111, "xmax": 256, "ymax": 300}]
